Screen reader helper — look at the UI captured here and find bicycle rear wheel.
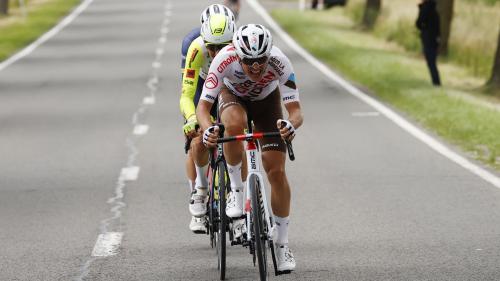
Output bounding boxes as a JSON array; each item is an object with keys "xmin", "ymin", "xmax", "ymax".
[
  {"xmin": 217, "ymin": 161, "xmax": 227, "ymax": 280},
  {"xmin": 250, "ymin": 174, "xmax": 268, "ymax": 281}
]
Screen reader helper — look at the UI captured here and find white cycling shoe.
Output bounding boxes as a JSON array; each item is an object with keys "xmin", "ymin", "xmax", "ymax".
[
  {"xmin": 225, "ymin": 190, "xmax": 243, "ymax": 218},
  {"xmin": 276, "ymin": 244, "xmax": 296, "ymax": 272},
  {"xmin": 189, "ymin": 216, "xmax": 207, "ymax": 234},
  {"xmin": 189, "ymin": 188, "xmax": 207, "ymax": 217}
]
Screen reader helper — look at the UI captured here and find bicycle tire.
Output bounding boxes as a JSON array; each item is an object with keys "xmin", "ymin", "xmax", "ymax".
[
  {"xmin": 217, "ymin": 161, "xmax": 227, "ymax": 280},
  {"xmin": 208, "ymin": 168, "xmax": 217, "ymax": 249},
  {"xmin": 269, "ymin": 217, "xmax": 279, "ymax": 276},
  {"xmin": 250, "ymin": 174, "xmax": 268, "ymax": 281}
]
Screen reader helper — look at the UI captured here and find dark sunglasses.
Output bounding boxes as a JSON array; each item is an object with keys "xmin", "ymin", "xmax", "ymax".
[
  {"xmin": 205, "ymin": 43, "xmax": 229, "ymax": 52},
  {"xmin": 241, "ymin": 56, "xmax": 268, "ymax": 66}
]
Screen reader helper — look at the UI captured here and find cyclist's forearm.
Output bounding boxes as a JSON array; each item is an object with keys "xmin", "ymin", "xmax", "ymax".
[
  {"xmin": 285, "ymin": 101, "xmax": 303, "ymax": 130},
  {"xmin": 179, "ymin": 95, "xmax": 196, "ymax": 120},
  {"xmin": 196, "ymin": 100, "xmax": 214, "ymax": 131}
]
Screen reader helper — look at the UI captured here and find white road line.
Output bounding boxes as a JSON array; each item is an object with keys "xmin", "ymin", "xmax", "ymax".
[
  {"xmin": 133, "ymin": 124, "xmax": 149, "ymax": 136},
  {"xmin": 0, "ymin": 0, "xmax": 94, "ymax": 72},
  {"xmin": 91, "ymin": 232, "xmax": 123, "ymax": 257},
  {"xmin": 248, "ymin": 0, "xmax": 500, "ymax": 189},
  {"xmin": 143, "ymin": 96, "xmax": 156, "ymax": 105},
  {"xmin": 352, "ymin": 112, "xmax": 381, "ymax": 117},
  {"xmin": 120, "ymin": 166, "xmax": 140, "ymax": 181},
  {"xmin": 76, "ymin": 0, "xmax": 171, "ymax": 279}
]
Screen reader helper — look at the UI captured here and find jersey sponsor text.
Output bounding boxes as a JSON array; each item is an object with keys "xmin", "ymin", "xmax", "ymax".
[
  {"xmin": 217, "ymin": 55, "xmax": 239, "ymax": 73},
  {"xmin": 269, "ymin": 57, "xmax": 285, "ymax": 76}
]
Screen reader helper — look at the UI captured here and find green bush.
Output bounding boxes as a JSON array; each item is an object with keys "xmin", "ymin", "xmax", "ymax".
[
  {"xmin": 448, "ymin": 43, "xmax": 494, "ymax": 77},
  {"xmin": 375, "ymin": 19, "xmax": 422, "ymax": 53},
  {"xmin": 344, "ymin": 0, "xmax": 364, "ymax": 26}
]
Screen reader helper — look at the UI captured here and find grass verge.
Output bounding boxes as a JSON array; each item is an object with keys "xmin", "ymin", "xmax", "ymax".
[
  {"xmin": 271, "ymin": 8, "xmax": 500, "ymax": 171},
  {"xmin": 0, "ymin": 0, "xmax": 81, "ymax": 62},
  {"xmin": 344, "ymin": 0, "xmax": 500, "ymax": 79}
]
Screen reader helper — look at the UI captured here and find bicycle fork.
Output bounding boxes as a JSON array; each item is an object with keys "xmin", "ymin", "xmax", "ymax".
[{"xmin": 244, "ymin": 141, "xmax": 274, "ymax": 243}]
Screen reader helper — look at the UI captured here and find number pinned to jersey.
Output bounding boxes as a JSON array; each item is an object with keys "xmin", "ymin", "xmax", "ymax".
[{"xmin": 186, "ymin": 69, "xmax": 195, "ymax": 79}]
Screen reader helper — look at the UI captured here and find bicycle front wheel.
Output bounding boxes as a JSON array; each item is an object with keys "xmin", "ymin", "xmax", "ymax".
[
  {"xmin": 250, "ymin": 174, "xmax": 268, "ymax": 281},
  {"xmin": 217, "ymin": 161, "xmax": 227, "ymax": 280}
]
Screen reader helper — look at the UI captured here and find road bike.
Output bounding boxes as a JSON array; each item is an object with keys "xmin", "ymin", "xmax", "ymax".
[
  {"xmin": 216, "ymin": 121, "xmax": 295, "ymax": 280},
  {"xmin": 206, "ymin": 124, "xmax": 230, "ymax": 280}
]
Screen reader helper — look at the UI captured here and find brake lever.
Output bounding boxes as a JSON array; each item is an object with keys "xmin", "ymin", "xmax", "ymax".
[{"xmin": 279, "ymin": 120, "xmax": 295, "ymax": 161}]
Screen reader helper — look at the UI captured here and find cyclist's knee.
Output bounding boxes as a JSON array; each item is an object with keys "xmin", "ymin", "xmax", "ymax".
[
  {"xmin": 222, "ymin": 110, "xmax": 246, "ymax": 135},
  {"xmin": 266, "ymin": 166, "xmax": 287, "ymax": 186}
]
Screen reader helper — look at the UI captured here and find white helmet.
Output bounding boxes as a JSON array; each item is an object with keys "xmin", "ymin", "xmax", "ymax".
[
  {"xmin": 200, "ymin": 4, "xmax": 235, "ymax": 25},
  {"xmin": 232, "ymin": 24, "xmax": 273, "ymax": 59},
  {"xmin": 200, "ymin": 13, "xmax": 236, "ymax": 45}
]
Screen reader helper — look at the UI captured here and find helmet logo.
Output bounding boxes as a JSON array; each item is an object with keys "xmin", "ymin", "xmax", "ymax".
[
  {"xmin": 214, "ymin": 27, "xmax": 223, "ymax": 34},
  {"xmin": 250, "ymin": 36, "xmax": 258, "ymax": 51}
]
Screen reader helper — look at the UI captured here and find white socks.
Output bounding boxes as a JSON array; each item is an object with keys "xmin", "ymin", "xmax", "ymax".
[
  {"xmin": 228, "ymin": 162, "xmax": 243, "ymax": 190},
  {"xmin": 195, "ymin": 164, "xmax": 208, "ymax": 188},
  {"xmin": 188, "ymin": 179, "xmax": 195, "ymax": 192},
  {"xmin": 274, "ymin": 216, "xmax": 290, "ymax": 245}
]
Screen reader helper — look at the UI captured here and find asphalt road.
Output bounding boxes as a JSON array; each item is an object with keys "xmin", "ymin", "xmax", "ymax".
[{"xmin": 1, "ymin": 0, "xmax": 500, "ymax": 280}]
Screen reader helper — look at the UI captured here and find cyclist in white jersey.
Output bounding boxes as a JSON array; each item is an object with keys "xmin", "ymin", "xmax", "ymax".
[{"xmin": 196, "ymin": 24, "xmax": 303, "ymax": 273}]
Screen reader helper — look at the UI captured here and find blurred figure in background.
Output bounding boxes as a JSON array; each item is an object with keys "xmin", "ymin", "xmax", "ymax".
[
  {"xmin": 224, "ymin": 0, "xmax": 240, "ymax": 20},
  {"xmin": 416, "ymin": 0, "xmax": 441, "ymax": 86},
  {"xmin": 311, "ymin": 0, "xmax": 323, "ymax": 9}
]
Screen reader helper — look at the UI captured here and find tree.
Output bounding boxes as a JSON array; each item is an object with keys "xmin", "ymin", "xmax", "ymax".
[
  {"xmin": 487, "ymin": 24, "xmax": 500, "ymax": 90},
  {"xmin": 0, "ymin": 0, "xmax": 9, "ymax": 15},
  {"xmin": 362, "ymin": 0, "xmax": 381, "ymax": 29},
  {"xmin": 436, "ymin": 0, "xmax": 454, "ymax": 56}
]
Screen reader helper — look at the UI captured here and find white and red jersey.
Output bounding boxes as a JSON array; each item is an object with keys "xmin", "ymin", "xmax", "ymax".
[{"xmin": 200, "ymin": 45, "xmax": 300, "ymax": 104}]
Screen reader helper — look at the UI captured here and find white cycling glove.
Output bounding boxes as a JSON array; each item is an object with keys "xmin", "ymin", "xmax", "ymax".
[
  {"xmin": 277, "ymin": 119, "xmax": 296, "ymax": 140},
  {"xmin": 203, "ymin": 125, "xmax": 219, "ymax": 147}
]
